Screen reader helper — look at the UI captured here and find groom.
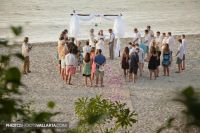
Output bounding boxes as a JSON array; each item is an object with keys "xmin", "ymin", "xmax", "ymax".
[{"xmin": 108, "ymin": 29, "xmax": 115, "ymax": 60}]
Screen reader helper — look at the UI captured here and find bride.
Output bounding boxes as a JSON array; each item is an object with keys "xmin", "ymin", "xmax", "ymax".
[{"xmin": 96, "ymin": 30, "xmax": 105, "ymax": 54}]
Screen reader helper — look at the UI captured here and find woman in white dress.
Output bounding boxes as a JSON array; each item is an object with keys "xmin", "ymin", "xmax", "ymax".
[
  {"xmin": 96, "ymin": 38, "xmax": 105, "ymax": 54},
  {"xmin": 96, "ymin": 30, "xmax": 105, "ymax": 54}
]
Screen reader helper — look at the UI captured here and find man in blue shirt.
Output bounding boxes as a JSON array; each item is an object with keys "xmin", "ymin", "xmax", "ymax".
[{"xmin": 94, "ymin": 49, "xmax": 106, "ymax": 87}]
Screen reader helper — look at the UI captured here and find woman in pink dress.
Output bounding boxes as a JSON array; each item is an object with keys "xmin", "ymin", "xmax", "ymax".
[{"xmin": 90, "ymin": 47, "xmax": 96, "ymax": 80}]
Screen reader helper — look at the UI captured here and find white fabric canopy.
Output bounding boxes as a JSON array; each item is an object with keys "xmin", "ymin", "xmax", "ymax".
[{"xmin": 69, "ymin": 13, "xmax": 126, "ymax": 39}]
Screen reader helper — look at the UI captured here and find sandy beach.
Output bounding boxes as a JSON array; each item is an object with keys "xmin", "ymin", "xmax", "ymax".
[{"xmin": 1, "ymin": 34, "xmax": 200, "ymax": 132}]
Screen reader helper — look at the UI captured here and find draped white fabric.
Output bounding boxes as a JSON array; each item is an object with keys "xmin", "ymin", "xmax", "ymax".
[
  {"xmin": 69, "ymin": 14, "xmax": 80, "ymax": 38},
  {"xmin": 69, "ymin": 14, "xmax": 126, "ymax": 46},
  {"xmin": 113, "ymin": 16, "xmax": 126, "ymax": 57}
]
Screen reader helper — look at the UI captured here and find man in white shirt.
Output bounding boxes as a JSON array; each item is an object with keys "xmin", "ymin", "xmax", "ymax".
[
  {"xmin": 133, "ymin": 28, "xmax": 141, "ymax": 44},
  {"xmin": 22, "ymin": 37, "xmax": 32, "ymax": 74},
  {"xmin": 147, "ymin": 25, "xmax": 154, "ymax": 38},
  {"xmin": 144, "ymin": 30, "xmax": 151, "ymax": 56},
  {"xmin": 82, "ymin": 41, "xmax": 91, "ymax": 58},
  {"xmin": 176, "ymin": 39, "xmax": 184, "ymax": 73},
  {"xmin": 108, "ymin": 29, "xmax": 115, "ymax": 60},
  {"xmin": 181, "ymin": 34, "xmax": 187, "ymax": 70},
  {"xmin": 155, "ymin": 31, "xmax": 162, "ymax": 48}
]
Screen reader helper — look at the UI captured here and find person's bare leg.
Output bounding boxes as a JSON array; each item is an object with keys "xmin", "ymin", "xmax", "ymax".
[
  {"xmin": 149, "ymin": 70, "xmax": 152, "ymax": 80},
  {"xmin": 65, "ymin": 74, "xmax": 68, "ymax": 84},
  {"xmin": 163, "ymin": 67, "xmax": 166, "ymax": 76},
  {"xmin": 182, "ymin": 60, "xmax": 185, "ymax": 70},
  {"xmin": 85, "ymin": 77, "xmax": 87, "ymax": 86},
  {"xmin": 154, "ymin": 70, "xmax": 156, "ymax": 80},
  {"xmin": 68, "ymin": 74, "xmax": 72, "ymax": 85},
  {"xmin": 129, "ymin": 73, "xmax": 132, "ymax": 82},
  {"xmin": 61, "ymin": 69, "xmax": 65, "ymax": 80},
  {"xmin": 133, "ymin": 74, "xmax": 137, "ymax": 83},
  {"xmin": 27, "ymin": 57, "xmax": 31, "ymax": 73},
  {"xmin": 90, "ymin": 76, "xmax": 92, "ymax": 86},
  {"xmin": 96, "ymin": 76, "xmax": 99, "ymax": 86},
  {"xmin": 157, "ymin": 66, "xmax": 159, "ymax": 77},
  {"xmin": 167, "ymin": 67, "xmax": 169, "ymax": 76},
  {"xmin": 100, "ymin": 77, "xmax": 104, "ymax": 87},
  {"xmin": 23, "ymin": 60, "xmax": 27, "ymax": 74}
]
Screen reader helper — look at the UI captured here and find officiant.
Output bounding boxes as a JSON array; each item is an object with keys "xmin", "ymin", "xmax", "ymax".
[{"xmin": 108, "ymin": 29, "xmax": 115, "ymax": 60}]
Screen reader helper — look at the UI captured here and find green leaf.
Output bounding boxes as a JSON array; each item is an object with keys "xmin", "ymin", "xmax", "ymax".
[
  {"xmin": 10, "ymin": 26, "xmax": 23, "ymax": 36},
  {"xmin": 5, "ymin": 67, "xmax": 21, "ymax": 83},
  {"xmin": 47, "ymin": 101, "xmax": 55, "ymax": 109}
]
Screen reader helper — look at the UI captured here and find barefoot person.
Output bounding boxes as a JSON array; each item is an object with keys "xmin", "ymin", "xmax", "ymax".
[
  {"xmin": 148, "ymin": 46, "xmax": 157, "ymax": 80},
  {"xmin": 175, "ymin": 39, "xmax": 184, "ymax": 73},
  {"xmin": 144, "ymin": 29, "xmax": 151, "ymax": 57},
  {"xmin": 90, "ymin": 47, "xmax": 96, "ymax": 80},
  {"xmin": 94, "ymin": 49, "xmax": 106, "ymax": 87},
  {"xmin": 57, "ymin": 36, "xmax": 67, "ymax": 80},
  {"xmin": 82, "ymin": 53, "xmax": 92, "ymax": 87},
  {"xmin": 181, "ymin": 34, "xmax": 187, "ymax": 70},
  {"xmin": 129, "ymin": 50, "xmax": 139, "ymax": 83},
  {"xmin": 65, "ymin": 46, "xmax": 76, "ymax": 85},
  {"xmin": 135, "ymin": 43, "xmax": 144, "ymax": 77},
  {"xmin": 22, "ymin": 37, "xmax": 32, "ymax": 74},
  {"xmin": 108, "ymin": 29, "xmax": 115, "ymax": 60},
  {"xmin": 133, "ymin": 28, "xmax": 141, "ymax": 44},
  {"xmin": 162, "ymin": 43, "xmax": 171, "ymax": 76},
  {"xmin": 121, "ymin": 47, "xmax": 129, "ymax": 80},
  {"xmin": 83, "ymin": 41, "xmax": 91, "ymax": 58}
]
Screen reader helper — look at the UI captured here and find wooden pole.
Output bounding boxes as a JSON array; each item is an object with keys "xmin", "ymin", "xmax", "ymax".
[{"xmin": 70, "ymin": 11, "xmax": 122, "ymax": 16}]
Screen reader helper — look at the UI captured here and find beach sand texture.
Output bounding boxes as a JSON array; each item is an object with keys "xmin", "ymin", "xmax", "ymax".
[{"xmin": 1, "ymin": 34, "xmax": 200, "ymax": 132}]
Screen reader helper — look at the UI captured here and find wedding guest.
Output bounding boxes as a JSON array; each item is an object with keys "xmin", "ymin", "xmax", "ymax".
[
  {"xmin": 129, "ymin": 50, "xmax": 139, "ymax": 83},
  {"xmin": 181, "ymin": 34, "xmax": 187, "ymax": 70},
  {"xmin": 162, "ymin": 43, "xmax": 171, "ymax": 76},
  {"xmin": 108, "ymin": 29, "xmax": 115, "ymax": 60},
  {"xmin": 133, "ymin": 28, "xmax": 141, "ymax": 44},
  {"xmin": 22, "ymin": 37, "xmax": 32, "ymax": 74},
  {"xmin": 135, "ymin": 43, "xmax": 144, "ymax": 77},
  {"xmin": 156, "ymin": 44, "xmax": 161, "ymax": 77},
  {"xmin": 77, "ymin": 50, "xmax": 83, "ymax": 72},
  {"xmin": 147, "ymin": 25, "xmax": 154, "ymax": 38},
  {"xmin": 94, "ymin": 49, "xmax": 106, "ymax": 87},
  {"xmin": 166, "ymin": 32, "xmax": 175, "ymax": 61},
  {"xmin": 89, "ymin": 28, "xmax": 95, "ymax": 47},
  {"xmin": 62, "ymin": 29, "xmax": 68, "ymax": 41},
  {"xmin": 128, "ymin": 42, "xmax": 133, "ymax": 50},
  {"xmin": 175, "ymin": 39, "xmax": 184, "ymax": 73},
  {"xmin": 57, "ymin": 36, "xmax": 66, "ymax": 80},
  {"xmin": 121, "ymin": 47, "xmax": 129, "ymax": 80},
  {"xmin": 148, "ymin": 46, "xmax": 157, "ymax": 80},
  {"xmin": 155, "ymin": 31, "xmax": 162, "ymax": 49},
  {"xmin": 161, "ymin": 32, "xmax": 168, "ymax": 47},
  {"xmin": 82, "ymin": 53, "xmax": 92, "ymax": 87},
  {"xmin": 57, "ymin": 36, "xmax": 65, "ymax": 74},
  {"xmin": 83, "ymin": 41, "xmax": 91, "ymax": 57},
  {"xmin": 70, "ymin": 37, "xmax": 78, "ymax": 55},
  {"xmin": 65, "ymin": 47, "xmax": 76, "ymax": 85},
  {"xmin": 129, "ymin": 43, "xmax": 136, "ymax": 55},
  {"xmin": 90, "ymin": 47, "xmax": 96, "ymax": 80},
  {"xmin": 77, "ymin": 41, "xmax": 82, "ymax": 53},
  {"xmin": 144, "ymin": 29, "xmax": 151, "ymax": 56}
]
